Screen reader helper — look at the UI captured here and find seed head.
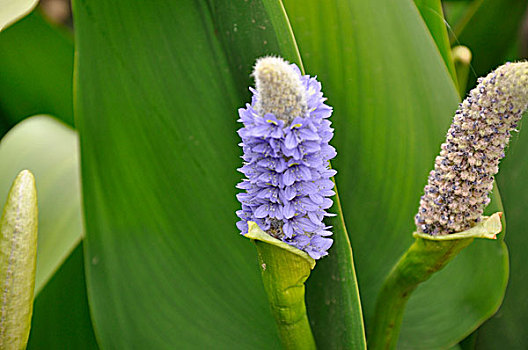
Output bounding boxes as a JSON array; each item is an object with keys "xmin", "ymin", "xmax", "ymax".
[{"xmin": 416, "ymin": 62, "xmax": 528, "ymax": 235}]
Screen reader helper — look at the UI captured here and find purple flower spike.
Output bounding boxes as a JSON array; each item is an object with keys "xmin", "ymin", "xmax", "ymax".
[{"xmin": 236, "ymin": 56, "xmax": 336, "ymax": 259}]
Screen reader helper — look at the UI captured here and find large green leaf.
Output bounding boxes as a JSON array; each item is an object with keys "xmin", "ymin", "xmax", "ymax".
[
  {"xmin": 73, "ymin": 0, "xmax": 362, "ymax": 348},
  {"xmin": 476, "ymin": 116, "xmax": 528, "ymax": 349},
  {"xmin": 211, "ymin": 5, "xmax": 365, "ymax": 348},
  {"xmin": 0, "ymin": 0, "xmax": 38, "ymax": 31},
  {"xmin": 0, "ymin": 10, "xmax": 74, "ymax": 130},
  {"xmin": 283, "ymin": 0, "xmax": 508, "ymax": 348},
  {"xmin": 454, "ymin": 0, "xmax": 527, "ymax": 90},
  {"xmin": 27, "ymin": 243, "xmax": 99, "ymax": 349},
  {"xmin": 414, "ymin": 0, "xmax": 457, "ymax": 85},
  {"xmin": 212, "ymin": 4, "xmax": 366, "ymax": 349},
  {"xmin": 209, "ymin": 1, "xmax": 303, "ymax": 98},
  {"xmin": 305, "ymin": 192, "xmax": 366, "ymax": 349},
  {"xmin": 0, "ymin": 115, "xmax": 82, "ymax": 294}
]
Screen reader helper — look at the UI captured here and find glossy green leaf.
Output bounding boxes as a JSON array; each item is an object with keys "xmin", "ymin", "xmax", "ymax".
[
  {"xmin": 475, "ymin": 114, "xmax": 528, "ymax": 348},
  {"xmin": 27, "ymin": 242, "xmax": 99, "ymax": 349},
  {"xmin": 0, "ymin": 116, "xmax": 82, "ymax": 294},
  {"xmin": 217, "ymin": 3, "xmax": 367, "ymax": 347},
  {"xmin": 443, "ymin": 0, "xmax": 474, "ymax": 32},
  {"xmin": 0, "ymin": 10, "xmax": 74, "ymax": 130},
  {"xmin": 414, "ymin": 0, "xmax": 457, "ymax": 85},
  {"xmin": 72, "ymin": 0, "xmax": 341, "ymax": 348},
  {"xmin": 0, "ymin": 0, "xmax": 38, "ymax": 31},
  {"xmin": 0, "ymin": 170, "xmax": 37, "ymax": 349},
  {"xmin": 209, "ymin": 1, "xmax": 303, "ymax": 98},
  {"xmin": 282, "ymin": 0, "xmax": 508, "ymax": 348},
  {"xmin": 304, "ymin": 191, "xmax": 366, "ymax": 349},
  {"xmin": 454, "ymin": 0, "xmax": 527, "ymax": 90}
]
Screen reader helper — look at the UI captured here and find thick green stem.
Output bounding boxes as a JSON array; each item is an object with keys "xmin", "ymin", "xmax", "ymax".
[
  {"xmin": 369, "ymin": 213, "xmax": 502, "ymax": 350},
  {"xmin": 369, "ymin": 237, "xmax": 473, "ymax": 350},
  {"xmin": 255, "ymin": 241, "xmax": 316, "ymax": 350},
  {"xmin": 245, "ymin": 222, "xmax": 316, "ymax": 350}
]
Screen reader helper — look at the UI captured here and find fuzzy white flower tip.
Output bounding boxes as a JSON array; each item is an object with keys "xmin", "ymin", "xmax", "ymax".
[{"xmin": 253, "ymin": 56, "xmax": 307, "ymax": 123}]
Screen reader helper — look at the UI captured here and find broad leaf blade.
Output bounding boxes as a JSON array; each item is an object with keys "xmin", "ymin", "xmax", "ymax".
[
  {"xmin": 476, "ymin": 115, "xmax": 528, "ymax": 349},
  {"xmin": 72, "ymin": 0, "xmax": 329, "ymax": 348},
  {"xmin": 0, "ymin": 10, "xmax": 74, "ymax": 130},
  {"xmin": 282, "ymin": 0, "xmax": 508, "ymax": 348},
  {"xmin": 455, "ymin": 0, "xmax": 527, "ymax": 90},
  {"xmin": 214, "ymin": 4, "xmax": 366, "ymax": 348},
  {"xmin": 27, "ymin": 243, "xmax": 99, "ymax": 349},
  {"xmin": 306, "ymin": 192, "xmax": 366, "ymax": 349},
  {"xmin": 210, "ymin": 1, "xmax": 303, "ymax": 98}
]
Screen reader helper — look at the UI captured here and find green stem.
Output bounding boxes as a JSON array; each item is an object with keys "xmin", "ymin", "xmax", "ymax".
[
  {"xmin": 452, "ymin": 45, "xmax": 472, "ymax": 97},
  {"xmin": 369, "ymin": 213, "xmax": 502, "ymax": 350},
  {"xmin": 369, "ymin": 237, "xmax": 473, "ymax": 350},
  {"xmin": 255, "ymin": 241, "xmax": 316, "ymax": 350},
  {"xmin": 245, "ymin": 222, "xmax": 316, "ymax": 350}
]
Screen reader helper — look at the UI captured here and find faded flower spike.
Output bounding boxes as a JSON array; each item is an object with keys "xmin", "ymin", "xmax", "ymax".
[
  {"xmin": 416, "ymin": 62, "xmax": 528, "ymax": 235},
  {"xmin": 236, "ymin": 56, "xmax": 336, "ymax": 259}
]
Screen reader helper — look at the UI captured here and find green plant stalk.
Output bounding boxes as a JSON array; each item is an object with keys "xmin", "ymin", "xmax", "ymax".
[
  {"xmin": 452, "ymin": 45, "xmax": 472, "ymax": 97},
  {"xmin": 0, "ymin": 170, "xmax": 38, "ymax": 349},
  {"xmin": 246, "ymin": 222, "xmax": 316, "ymax": 350},
  {"xmin": 369, "ymin": 237, "xmax": 473, "ymax": 350},
  {"xmin": 369, "ymin": 213, "xmax": 502, "ymax": 350}
]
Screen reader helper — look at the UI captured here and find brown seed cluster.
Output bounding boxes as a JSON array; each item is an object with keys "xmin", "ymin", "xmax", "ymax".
[{"xmin": 416, "ymin": 62, "xmax": 528, "ymax": 235}]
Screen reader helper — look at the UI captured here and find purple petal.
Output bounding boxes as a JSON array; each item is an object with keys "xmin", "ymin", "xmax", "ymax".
[
  {"xmin": 306, "ymin": 249, "xmax": 324, "ymax": 260},
  {"xmin": 283, "ymin": 202, "xmax": 296, "ymax": 219},
  {"xmin": 249, "ymin": 124, "xmax": 271, "ymax": 137},
  {"xmin": 303, "ymin": 141, "xmax": 321, "ymax": 153},
  {"xmin": 299, "ymin": 181, "xmax": 318, "ymax": 195},
  {"xmin": 236, "ymin": 220, "xmax": 249, "ymax": 234},
  {"xmin": 311, "ymin": 236, "xmax": 333, "ymax": 251},
  {"xmin": 298, "ymin": 166, "xmax": 312, "ymax": 181},
  {"xmin": 283, "ymin": 169, "xmax": 296, "ymax": 186},
  {"xmin": 321, "ymin": 198, "xmax": 334, "ymax": 210},
  {"xmin": 254, "ymin": 204, "xmax": 269, "ymax": 218},
  {"xmin": 283, "ymin": 221, "xmax": 294, "ymax": 238},
  {"xmin": 283, "ymin": 186, "xmax": 297, "ymax": 201},
  {"xmin": 298, "ymin": 128, "xmax": 320, "ymax": 141},
  {"xmin": 307, "ymin": 211, "xmax": 322, "ymax": 225},
  {"xmin": 285, "ymin": 132, "xmax": 298, "ymax": 149},
  {"xmin": 300, "ymin": 197, "xmax": 319, "ymax": 211},
  {"xmin": 292, "ymin": 234, "xmax": 310, "ymax": 246},
  {"xmin": 309, "ymin": 193, "xmax": 325, "ymax": 205}
]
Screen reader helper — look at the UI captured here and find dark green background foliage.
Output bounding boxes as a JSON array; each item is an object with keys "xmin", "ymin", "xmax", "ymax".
[{"xmin": 0, "ymin": 0, "xmax": 527, "ymax": 349}]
